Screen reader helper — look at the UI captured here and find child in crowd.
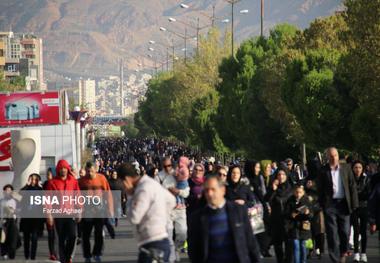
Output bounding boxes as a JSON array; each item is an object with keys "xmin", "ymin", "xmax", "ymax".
[{"xmin": 285, "ymin": 185, "xmax": 313, "ymax": 263}]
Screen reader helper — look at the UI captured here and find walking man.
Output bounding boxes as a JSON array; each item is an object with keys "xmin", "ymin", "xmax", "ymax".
[
  {"xmin": 188, "ymin": 175, "xmax": 261, "ymax": 263},
  {"xmin": 118, "ymin": 163, "xmax": 176, "ymax": 263},
  {"xmin": 317, "ymin": 147, "xmax": 358, "ymax": 263}
]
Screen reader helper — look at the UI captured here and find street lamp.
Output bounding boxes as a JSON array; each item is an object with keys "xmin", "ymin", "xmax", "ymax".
[
  {"xmin": 225, "ymin": 0, "xmax": 249, "ymax": 56},
  {"xmin": 261, "ymin": 0, "xmax": 264, "ymax": 37},
  {"xmin": 159, "ymin": 26, "xmax": 196, "ymax": 63},
  {"xmin": 149, "ymin": 40, "xmax": 181, "ymax": 71},
  {"xmin": 180, "ymin": 2, "xmax": 218, "ymax": 27},
  {"xmin": 168, "ymin": 16, "xmax": 210, "ymax": 54}
]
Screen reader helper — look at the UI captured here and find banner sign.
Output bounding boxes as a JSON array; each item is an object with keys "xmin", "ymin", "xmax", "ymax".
[{"xmin": 0, "ymin": 91, "xmax": 60, "ymax": 126}]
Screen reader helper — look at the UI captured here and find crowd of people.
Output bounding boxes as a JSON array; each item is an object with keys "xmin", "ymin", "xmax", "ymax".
[{"xmin": 0, "ymin": 137, "xmax": 380, "ymax": 263}]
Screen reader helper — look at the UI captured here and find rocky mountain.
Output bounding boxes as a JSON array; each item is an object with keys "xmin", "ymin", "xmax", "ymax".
[{"xmin": 0, "ymin": 0, "xmax": 343, "ymax": 78}]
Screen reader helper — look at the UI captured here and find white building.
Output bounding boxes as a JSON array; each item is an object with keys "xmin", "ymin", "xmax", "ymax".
[{"xmin": 78, "ymin": 79, "xmax": 96, "ymax": 115}]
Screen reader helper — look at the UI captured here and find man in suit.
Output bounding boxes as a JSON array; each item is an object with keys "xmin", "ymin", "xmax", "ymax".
[
  {"xmin": 188, "ymin": 175, "xmax": 261, "ymax": 263},
  {"xmin": 317, "ymin": 147, "xmax": 359, "ymax": 263}
]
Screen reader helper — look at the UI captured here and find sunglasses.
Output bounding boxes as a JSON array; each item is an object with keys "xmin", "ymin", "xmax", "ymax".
[
  {"xmin": 164, "ymin": 164, "xmax": 172, "ymax": 168},
  {"xmin": 195, "ymin": 168, "xmax": 204, "ymax": 172},
  {"xmin": 218, "ymin": 172, "xmax": 227, "ymax": 177}
]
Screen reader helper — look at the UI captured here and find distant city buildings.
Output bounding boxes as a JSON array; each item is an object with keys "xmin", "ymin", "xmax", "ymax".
[
  {"xmin": 0, "ymin": 31, "xmax": 45, "ymax": 90},
  {"xmin": 78, "ymin": 79, "xmax": 96, "ymax": 115},
  {"xmin": 46, "ymin": 73, "xmax": 151, "ymax": 118}
]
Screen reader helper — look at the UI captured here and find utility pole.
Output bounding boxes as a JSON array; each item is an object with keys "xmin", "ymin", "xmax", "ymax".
[
  {"xmin": 225, "ymin": 0, "xmax": 241, "ymax": 56},
  {"xmin": 184, "ymin": 28, "xmax": 187, "ymax": 64},
  {"xmin": 172, "ymin": 44, "xmax": 175, "ymax": 70},
  {"xmin": 212, "ymin": 5, "xmax": 216, "ymax": 27},
  {"xmin": 119, "ymin": 59, "xmax": 124, "ymax": 116},
  {"xmin": 196, "ymin": 18, "xmax": 200, "ymax": 54},
  {"xmin": 261, "ymin": 0, "xmax": 264, "ymax": 37},
  {"xmin": 166, "ymin": 47, "xmax": 169, "ymax": 71}
]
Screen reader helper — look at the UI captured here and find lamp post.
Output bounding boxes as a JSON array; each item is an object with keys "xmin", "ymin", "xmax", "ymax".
[
  {"xmin": 159, "ymin": 26, "xmax": 196, "ymax": 64},
  {"xmin": 180, "ymin": 1, "xmax": 247, "ymax": 56},
  {"xmin": 224, "ymin": 0, "xmax": 249, "ymax": 56},
  {"xmin": 168, "ymin": 16, "xmax": 210, "ymax": 54},
  {"xmin": 261, "ymin": 0, "xmax": 264, "ymax": 37},
  {"xmin": 149, "ymin": 40, "xmax": 179, "ymax": 71}
]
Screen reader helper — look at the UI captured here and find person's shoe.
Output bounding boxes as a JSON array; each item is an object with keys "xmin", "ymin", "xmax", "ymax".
[
  {"xmin": 85, "ymin": 258, "xmax": 92, "ymax": 263},
  {"xmin": 3, "ymin": 255, "xmax": 8, "ymax": 260},
  {"xmin": 49, "ymin": 254, "xmax": 57, "ymax": 261},
  {"xmin": 76, "ymin": 237, "xmax": 82, "ymax": 245},
  {"xmin": 354, "ymin": 253, "xmax": 360, "ymax": 262},
  {"xmin": 360, "ymin": 253, "xmax": 367, "ymax": 263},
  {"xmin": 93, "ymin": 255, "xmax": 101, "ymax": 262}
]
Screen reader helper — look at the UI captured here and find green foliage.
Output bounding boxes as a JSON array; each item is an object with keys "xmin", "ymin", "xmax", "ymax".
[
  {"xmin": 342, "ymin": 0, "xmax": 380, "ymax": 154},
  {"xmin": 282, "ymin": 49, "xmax": 351, "ymax": 149},
  {"xmin": 134, "ymin": 3, "xmax": 380, "ymax": 159},
  {"xmin": 217, "ymin": 24, "xmax": 300, "ymax": 159},
  {"xmin": 122, "ymin": 123, "xmax": 139, "ymax": 138},
  {"xmin": 135, "ymin": 28, "xmax": 230, "ymax": 150},
  {"xmin": 0, "ymin": 71, "xmax": 26, "ymax": 92}
]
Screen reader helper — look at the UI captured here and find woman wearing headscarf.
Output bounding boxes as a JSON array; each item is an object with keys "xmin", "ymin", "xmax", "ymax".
[
  {"xmin": 186, "ymin": 163, "xmax": 206, "ymax": 218},
  {"xmin": 225, "ymin": 164, "xmax": 255, "ymax": 207},
  {"xmin": 20, "ymin": 173, "xmax": 44, "ymax": 260},
  {"xmin": 266, "ymin": 169, "xmax": 293, "ymax": 263},
  {"xmin": 245, "ymin": 160, "xmax": 272, "ymax": 258}
]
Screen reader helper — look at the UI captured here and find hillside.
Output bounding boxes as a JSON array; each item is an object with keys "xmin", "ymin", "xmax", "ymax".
[{"xmin": 0, "ymin": 0, "xmax": 343, "ymax": 78}]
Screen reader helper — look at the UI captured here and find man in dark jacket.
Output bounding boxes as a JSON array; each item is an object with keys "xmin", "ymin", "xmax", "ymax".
[
  {"xmin": 317, "ymin": 147, "xmax": 359, "ymax": 263},
  {"xmin": 369, "ymin": 175, "xmax": 380, "ymax": 240},
  {"xmin": 188, "ymin": 175, "xmax": 261, "ymax": 263}
]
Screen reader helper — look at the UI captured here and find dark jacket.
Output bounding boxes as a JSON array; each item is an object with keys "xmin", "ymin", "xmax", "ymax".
[
  {"xmin": 247, "ymin": 174, "xmax": 266, "ymax": 203},
  {"xmin": 369, "ymin": 180, "xmax": 380, "ymax": 227},
  {"xmin": 317, "ymin": 163, "xmax": 359, "ymax": 214},
  {"xmin": 188, "ymin": 201, "xmax": 261, "ymax": 263},
  {"xmin": 305, "ymin": 182, "xmax": 325, "ymax": 235},
  {"xmin": 19, "ymin": 185, "xmax": 44, "ymax": 233},
  {"xmin": 354, "ymin": 174, "xmax": 370, "ymax": 208},
  {"xmin": 285, "ymin": 195, "xmax": 313, "ymax": 240},
  {"xmin": 265, "ymin": 182, "xmax": 293, "ymax": 243},
  {"xmin": 226, "ymin": 179, "xmax": 256, "ymax": 208},
  {"xmin": 186, "ymin": 178, "xmax": 206, "ymax": 216}
]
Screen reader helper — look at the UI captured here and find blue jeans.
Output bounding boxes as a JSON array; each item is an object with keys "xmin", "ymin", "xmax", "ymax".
[
  {"xmin": 138, "ymin": 238, "xmax": 170, "ymax": 263},
  {"xmin": 293, "ymin": 239, "xmax": 307, "ymax": 263}
]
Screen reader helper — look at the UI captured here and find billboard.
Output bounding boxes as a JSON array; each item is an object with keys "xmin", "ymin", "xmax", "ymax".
[{"xmin": 0, "ymin": 91, "xmax": 60, "ymax": 126}]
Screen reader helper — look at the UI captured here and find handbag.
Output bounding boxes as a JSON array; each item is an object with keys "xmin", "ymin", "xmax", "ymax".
[
  {"xmin": 302, "ymin": 220, "xmax": 311, "ymax": 231},
  {"xmin": 248, "ymin": 201, "xmax": 265, "ymax": 234}
]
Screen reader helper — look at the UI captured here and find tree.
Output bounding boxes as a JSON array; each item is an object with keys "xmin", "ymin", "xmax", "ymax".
[
  {"xmin": 342, "ymin": 0, "xmax": 380, "ymax": 154},
  {"xmin": 282, "ymin": 49, "xmax": 351, "ymax": 150},
  {"xmin": 135, "ymin": 28, "xmax": 231, "ymax": 149},
  {"xmin": 216, "ymin": 24, "xmax": 300, "ymax": 159},
  {"xmin": 0, "ymin": 70, "xmax": 26, "ymax": 92}
]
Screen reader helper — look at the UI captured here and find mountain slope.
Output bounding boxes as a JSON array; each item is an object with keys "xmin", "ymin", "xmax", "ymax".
[{"xmin": 0, "ymin": 0, "xmax": 343, "ymax": 78}]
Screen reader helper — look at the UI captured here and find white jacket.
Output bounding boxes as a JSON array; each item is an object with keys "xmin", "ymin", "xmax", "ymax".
[{"xmin": 127, "ymin": 175, "xmax": 176, "ymax": 246}]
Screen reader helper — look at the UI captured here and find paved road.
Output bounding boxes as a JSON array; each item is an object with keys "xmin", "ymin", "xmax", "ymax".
[{"xmin": 11, "ymin": 218, "xmax": 380, "ymax": 262}]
